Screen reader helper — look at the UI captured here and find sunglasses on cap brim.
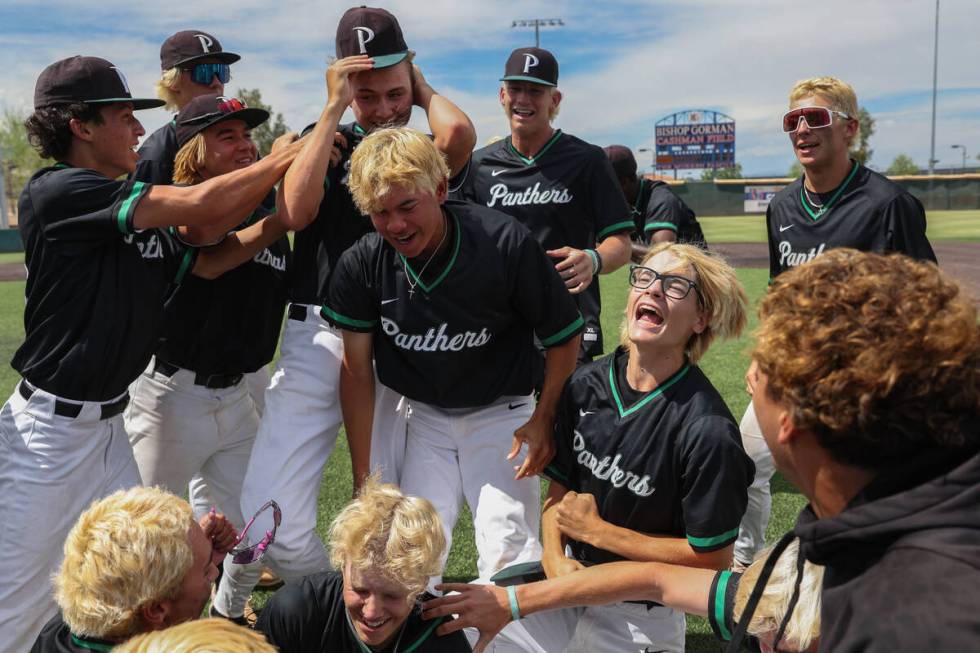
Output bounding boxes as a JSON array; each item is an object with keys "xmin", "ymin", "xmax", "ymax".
[
  {"xmin": 782, "ymin": 106, "xmax": 852, "ymax": 133},
  {"xmin": 185, "ymin": 62, "xmax": 231, "ymax": 85}
]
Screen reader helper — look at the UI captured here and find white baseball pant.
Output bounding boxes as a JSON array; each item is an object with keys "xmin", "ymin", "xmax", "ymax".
[
  {"xmin": 0, "ymin": 383, "xmax": 141, "ymax": 653},
  {"xmin": 734, "ymin": 403, "xmax": 776, "ymax": 567},
  {"xmin": 399, "ymin": 395, "xmax": 542, "ymax": 582}
]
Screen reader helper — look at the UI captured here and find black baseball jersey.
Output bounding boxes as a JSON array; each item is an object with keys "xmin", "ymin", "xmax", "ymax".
[
  {"xmin": 132, "ymin": 119, "xmax": 178, "ymax": 185},
  {"xmin": 290, "ymin": 122, "xmax": 373, "ymax": 305},
  {"xmin": 634, "ymin": 178, "xmax": 706, "ymax": 248},
  {"xmin": 544, "ymin": 348, "xmax": 754, "ymax": 563},
  {"xmin": 322, "ymin": 200, "xmax": 583, "ymax": 408},
  {"xmin": 12, "ymin": 164, "xmax": 196, "ymax": 401},
  {"xmin": 767, "ymin": 161, "xmax": 936, "ymax": 280},
  {"xmin": 454, "ymin": 131, "xmax": 633, "ymax": 359},
  {"xmin": 255, "ymin": 571, "xmax": 472, "ymax": 653},
  {"xmin": 30, "ymin": 615, "xmax": 116, "ymax": 653},
  {"xmin": 155, "ymin": 203, "xmax": 289, "ymax": 375}
]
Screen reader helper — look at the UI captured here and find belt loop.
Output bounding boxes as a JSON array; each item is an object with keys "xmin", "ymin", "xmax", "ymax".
[{"xmin": 288, "ymin": 304, "xmax": 308, "ymax": 322}]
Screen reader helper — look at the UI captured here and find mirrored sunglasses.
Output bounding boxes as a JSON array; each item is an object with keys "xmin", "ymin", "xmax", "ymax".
[
  {"xmin": 188, "ymin": 62, "xmax": 231, "ymax": 86},
  {"xmin": 782, "ymin": 106, "xmax": 852, "ymax": 133}
]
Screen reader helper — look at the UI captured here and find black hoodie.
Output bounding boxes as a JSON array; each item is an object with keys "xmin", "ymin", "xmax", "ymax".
[{"xmin": 794, "ymin": 449, "xmax": 980, "ymax": 651}]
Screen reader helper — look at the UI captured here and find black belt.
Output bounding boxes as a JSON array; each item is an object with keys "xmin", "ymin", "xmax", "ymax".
[
  {"xmin": 288, "ymin": 304, "xmax": 308, "ymax": 321},
  {"xmin": 18, "ymin": 381, "xmax": 128, "ymax": 420},
  {"xmin": 153, "ymin": 359, "xmax": 244, "ymax": 390}
]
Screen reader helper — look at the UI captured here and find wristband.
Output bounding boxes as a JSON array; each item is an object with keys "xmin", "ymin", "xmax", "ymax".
[
  {"xmin": 585, "ymin": 248, "xmax": 601, "ymax": 276},
  {"xmin": 506, "ymin": 585, "xmax": 521, "ymax": 622}
]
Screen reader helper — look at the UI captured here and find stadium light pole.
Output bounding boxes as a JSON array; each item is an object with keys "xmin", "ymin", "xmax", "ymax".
[
  {"xmin": 928, "ymin": 0, "xmax": 939, "ymax": 176},
  {"xmin": 951, "ymin": 144, "xmax": 966, "ymax": 170},
  {"xmin": 638, "ymin": 147, "xmax": 655, "ymax": 175},
  {"xmin": 511, "ymin": 18, "xmax": 564, "ymax": 47}
]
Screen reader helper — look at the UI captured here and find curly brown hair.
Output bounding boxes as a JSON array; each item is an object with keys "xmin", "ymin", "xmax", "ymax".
[
  {"xmin": 25, "ymin": 103, "xmax": 104, "ymax": 160},
  {"xmin": 753, "ymin": 249, "xmax": 979, "ymax": 469}
]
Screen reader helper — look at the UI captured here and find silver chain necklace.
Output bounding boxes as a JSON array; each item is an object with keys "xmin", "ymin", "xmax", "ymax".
[
  {"xmin": 803, "ymin": 185, "xmax": 824, "ymax": 208},
  {"xmin": 405, "ymin": 212, "xmax": 449, "ymax": 299}
]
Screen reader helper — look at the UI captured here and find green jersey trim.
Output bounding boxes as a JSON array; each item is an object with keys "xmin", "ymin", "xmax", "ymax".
[
  {"xmin": 597, "ymin": 220, "xmax": 636, "ymax": 240},
  {"xmin": 540, "ymin": 314, "xmax": 584, "ymax": 347},
  {"xmin": 321, "ymin": 305, "xmax": 377, "ymax": 329},
  {"xmin": 713, "ymin": 571, "xmax": 734, "ymax": 641},
  {"xmin": 608, "ymin": 360, "xmax": 691, "ymax": 419},
  {"xmin": 173, "ymin": 247, "xmax": 196, "ymax": 285},
  {"xmin": 506, "ymin": 129, "xmax": 563, "ymax": 165},
  {"xmin": 688, "ymin": 526, "xmax": 740, "ymax": 549},
  {"xmin": 644, "ymin": 221, "xmax": 677, "ymax": 233},
  {"xmin": 400, "ymin": 616, "xmax": 444, "ymax": 653},
  {"xmin": 399, "ymin": 210, "xmax": 461, "ymax": 295},
  {"xmin": 799, "ymin": 161, "xmax": 859, "ymax": 221},
  {"xmin": 70, "ymin": 633, "xmax": 115, "ymax": 651},
  {"xmin": 544, "ymin": 462, "xmax": 570, "ymax": 486},
  {"xmin": 116, "ymin": 181, "xmax": 146, "ymax": 234},
  {"xmin": 353, "ymin": 123, "xmax": 367, "ymax": 136}
]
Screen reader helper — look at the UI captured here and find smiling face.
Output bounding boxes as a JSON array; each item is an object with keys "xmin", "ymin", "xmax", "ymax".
[
  {"xmin": 626, "ymin": 250, "xmax": 706, "ymax": 355},
  {"xmin": 500, "ymin": 81, "xmax": 561, "ymax": 138},
  {"xmin": 343, "ymin": 565, "xmax": 414, "ymax": 649},
  {"xmin": 369, "ymin": 180, "xmax": 448, "ymax": 259},
  {"xmin": 87, "ymin": 102, "xmax": 145, "ymax": 177},
  {"xmin": 200, "ymin": 119, "xmax": 257, "ymax": 179},
  {"xmin": 788, "ymin": 94, "xmax": 856, "ymax": 172},
  {"xmin": 350, "ymin": 62, "xmax": 413, "ymax": 131}
]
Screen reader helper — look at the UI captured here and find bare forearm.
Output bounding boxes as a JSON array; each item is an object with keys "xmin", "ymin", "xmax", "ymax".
[
  {"xmin": 541, "ymin": 483, "xmax": 570, "ymax": 568},
  {"xmin": 340, "ymin": 360, "xmax": 374, "ymax": 486},
  {"xmin": 534, "ymin": 336, "xmax": 580, "ymax": 424},
  {"xmin": 590, "ymin": 523, "xmax": 732, "ymax": 569},
  {"xmin": 596, "ymin": 233, "xmax": 631, "ymax": 274},
  {"xmin": 191, "ymin": 214, "xmax": 288, "ymax": 280},
  {"xmin": 418, "ymin": 83, "xmax": 476, "ymax": 177},
  {"xmin": 280, "ymin": 102, "xmax": 345, "ymax": 229}
]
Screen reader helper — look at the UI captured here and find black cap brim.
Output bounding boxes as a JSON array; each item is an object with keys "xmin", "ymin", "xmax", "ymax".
[
  {"xmin": 173, "ymin": 51, "xmax": 241, "ymax": 68},
  {"xmin": 86, "ymin": 97, "xmax": 167, "ymax": 110},
  {"xmin": 177, "ymin": 107, "xmax": 270, "ymax": 147}
]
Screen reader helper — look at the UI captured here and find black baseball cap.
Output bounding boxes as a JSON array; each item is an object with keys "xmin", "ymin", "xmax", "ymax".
[
  {"xmin": 501, "ymin": 47, "xmax": 559, "ymax": 87},
  {"xmin": 34, "ymin": 56, "xmax": 165, "ymax": 111},
  {"xmin": 161, "ymin": 30, "xmax": 240, "ymax": 70},
  {"xmin": 335, "ymin": 6, "xmax": 409, "ymax": 68},
  {"xmin": 604, "ymin": 145, "xmax": 638, "ymax": 178},
  {"xmin": 175, "ymin": 94, "xmax": 269, "ymax": 147}
]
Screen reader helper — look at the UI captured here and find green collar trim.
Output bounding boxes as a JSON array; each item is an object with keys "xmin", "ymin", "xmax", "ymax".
[
  {"xmin": 507, "ymin": 129, "xmax": 563, "ymax": 165},
  {"xmin": 354, "ymin": 123, "xmax": 368, "ymax": 136},
  {"xmin": 53, "ymin": 162, "xmax": 70, "ymax": 169},
  {"xmin": 70, "ymin": 633, "xmax": 115, "ymax": 651},
  {"xmin": 398, "ymin": 210, "xmax": 461, "ymax": 295},
  {"xmin": 799, "ymin": 161, "xmax": 859, "ymax": 221},
  {"xmin": 608, "ymin": 358, "xmax": 690, "ymax": 419}
]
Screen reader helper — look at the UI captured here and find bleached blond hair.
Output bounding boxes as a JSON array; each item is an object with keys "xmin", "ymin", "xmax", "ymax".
[
  {"xmin": 789, "ymin": 77, "xmax": 858, "ymax": 146},
  {"xmin": 172, "ymin": 132, "xmax": 207, "ymax": 185},
  {"xmin": 54, "ymin": 487, "xmax": 195, "ymax": 640},
  {"xmin": 735, "ymin": 539, "xmax": 824, "ymax": 651},
  {"xmin": 620, "ymin": 242, "xmax": 748, "ymax": 363},
  {"xmin": 329, "ymin": 476, "xmax": 445, "ymax": 602},
  {"xmin": 347, "ymin": 127, "xmax": 449, "ymax": 215},
  {"xmin": 155, "ymin": 67, "xmax": 183, "ymax": 112},
  {"xmin": 113, "ymin": 618, "xmax": 277, "ymax": 653}
]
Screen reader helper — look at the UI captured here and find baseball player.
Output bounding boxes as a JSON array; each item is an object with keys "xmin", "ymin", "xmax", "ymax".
[
  {"xmin": 224, "ymin": 6, "xmax": 476, "ymax": 603},
  {"xmin": 734, "ymin": 76, "xmax": 937, "ymax": 570},
  {"xmin": 453, "ymin": 47, "xmax": 632, "ymax": 363},
  {"xmin": 1, "ymin": 55, "xmax": 301, "ymax": 651},
  {"xmin": 512, "ymin": 243, "xmax": 754, "ymax": 652},
  {"xmin": 322, "ymin": 127, "xmax": 582, "ymax": 582},
  {"xmin": 603, "ymin": 144, "xmax": 706, "ymax": 251}
]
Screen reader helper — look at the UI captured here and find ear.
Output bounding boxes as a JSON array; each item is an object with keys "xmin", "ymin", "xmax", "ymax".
[
  {"xmin": 844, "ymin": 115, "xmax": 860, "ymax": 146},
  {"xmin": 551, "ymin": 88, "xmax": 563, "ymax": 109},
  {"xmin": 776, "ymin": 410, "xmax": 801, "ymax": 446},
  {"xmin": 691, "ymin": 307, "xmax": 709, "ymax": 334},
  {"xmin": 138, "ymin": 600, "xmax": 170, "ymax": 631},
  {"xmin": 498, "ymin": 85, "xmax": 507, "ymax": 108},
  {"xmin": 435, "ymin": 176, "xmax": 448, "ymax": 203},
  {"xmin": 68, "ymin": 117, "xmax": 96, "ymax": 143}
]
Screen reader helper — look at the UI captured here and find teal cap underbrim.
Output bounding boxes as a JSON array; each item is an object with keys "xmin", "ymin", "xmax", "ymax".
[
  {"xmin": 500, "ymin": 74, "xmax": 557, "ymax": 87},
  {"xmin": 85, "ymin": 97, "xmax": 166, "ymax": 110},
  {"xmin": 372, "ymin": 51, "xmax": 409, "ymax": 69}
]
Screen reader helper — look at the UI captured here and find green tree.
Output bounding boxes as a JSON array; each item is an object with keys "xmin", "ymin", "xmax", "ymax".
[
  {"xmin": 886, "ymin": 154, "xmax": 919, "ymax": 176},
  {"xmin": 0, "ymin": 108, "xmax": 44, "ymax": 224},
  {"xmin": 235, "ymin": 88, "xmax": 289, "ymax": 157},
  {"xmin": 788, "ymin": 162, "xmax": 803, "ymax": 178},
  {"xmin": 700, "ymin": 163, "xmax": 743, "ymax": 180},
  {"xmin": 850, "ymin": 106, "xmax": 875, "ymax": 165}
]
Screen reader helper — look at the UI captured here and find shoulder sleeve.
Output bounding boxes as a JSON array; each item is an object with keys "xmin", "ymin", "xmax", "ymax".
[
  {"xmin": 707, "ymin": 570, "xmax": 741, "ymax": 642},
  {"xmin": 254, "ymin": 580, "xmax": 323, "ymax": 653},
  {"xmin": 321, "ymin": 240, "xmax": 379, "ymax": 332},
  {"xmin": 589, "ymin": 151, "xmax": 634, "ymax": 241},
  {"xmin": 642, "ymin": 185, "xmax": 684, "ymax": 236},
  {"xmin": 543, "ymin": 376, "xmax": 579, "ymax": 488},
  {"xmin": 131, "ymin": 157, "xmax": 173, "ymax": 185},
  {"xmin": 881, "ymin": 193, "xmax": 937, "ymax": 263},
  {"xmin": 679, "ymin": 415, "xmax": 754, "ymax": 552},
  {"xmin": 133, "ymin": 125, "xmax": 176, "ymax": 184},
  {"xmin": 39, "ymin": 171, "xmax": 152, "ymax": 242},
  {"xmin": 509, "ymin": 229, "xmax": 583, "ymax": 347}
]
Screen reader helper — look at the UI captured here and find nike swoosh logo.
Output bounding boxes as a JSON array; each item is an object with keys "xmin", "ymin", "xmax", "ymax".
[
  {"xmin": 491, "ymin": 169, "xmax": 507, "ymax": 176},
  {"xmin": 779, "ymin": 224, "xmax": 795, "ymax": 232},
  {"xmin": 579, "ymin": 409, "xmax": 595, "ymax": 417},
  {"xmin": 508, "ymin": 402, "xmax": 527, "ymax": 410},
  {"xmin": 381, "ymin": 298, "xmax": 399, "ymax": 305}
]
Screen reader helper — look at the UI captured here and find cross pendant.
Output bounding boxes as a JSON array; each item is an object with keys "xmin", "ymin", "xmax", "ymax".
[{"xmin": 408, "ymin": 288, "xmax": 415, "ymax": 299}]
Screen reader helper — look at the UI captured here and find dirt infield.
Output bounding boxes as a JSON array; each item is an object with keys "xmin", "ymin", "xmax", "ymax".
[
  {"xmin": 0, "ymin": 262, "xmax": 24, "ymax": 282},
  {"xmin": 713, "ymin": 242, "xmax": 980, "ymax": 298}
]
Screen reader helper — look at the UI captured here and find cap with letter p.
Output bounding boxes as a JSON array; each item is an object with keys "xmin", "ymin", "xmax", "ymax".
[
  {"xmin": 336, "ymin": 6, "xmax": 410, "ymax": 69},
  {"xmin": 33, "ymin": 56, "xmax": 165, "ymax": 110},
  {"xmin": 160, "ymin": 30, "xmax": 240, "ymax": 70},
  {"xmin": 501, "ymin": 47, "xmax": 558, "ymax": 87}
]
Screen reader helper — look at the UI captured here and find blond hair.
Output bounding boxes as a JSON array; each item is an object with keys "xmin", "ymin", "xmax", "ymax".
[
  {"xmin": 347, "ymin": 127, "xmax": 449, "ymax": 215},
  {"xmin": 735, "ymin": 539, "xmax": 823, "ymax": 651},
  {"xmin": 54, "ymin": 487, "xmax": 195, "ymax": 640},
  {"xmin": 789, "ymin": 77, "xmax": 858, "ymax": 146},
  {"xmin": 329, "ymin": 476, "xmax": 445, "ymax": 602},
  {"xmin": 172, "ymin": 132, "xmax": 207, "ymax": 185},
  {"xmin": 113, "ymin": 618, "xmax": 276, "ymax": 653},
  {"xmin": 621, "ymin": 242, "xmax": 748, "ymax": 363},
  {"xmin": 155, "ymin": 67, "xmax": 183, "ymax": 112}
]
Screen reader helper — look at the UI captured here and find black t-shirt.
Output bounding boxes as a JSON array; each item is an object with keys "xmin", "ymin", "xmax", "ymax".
[
  {"xmin": 30, "ymin": 615, "xmax": 117, "ymax": 653},
  {"xmin": 13, "ymin": 165, "xmax": 196, "ymax": 401},
  {"xmin": 132, "ymin": 120, "xmax": 178, "ymax": 185},
  {"xmin": 256, "ymin": 571, "xmax": 471, "ymax": 653},
  {"xmin": 290, "ymin": 122, "xmax": 374, "ymax": 305},
  {"xmin": 156, "ymin": 203, "xmax": 290, "ymax": 375},
  {"xmin": 767, "ymin": 162, "xmax": 936, "ymax": 280},
  {"xmin": 453, "ymin": 131, "xmax": 633, "ymax": 359},
  {"xmin": 635, "ymin": 178, "xmax": 706, "ymax": 248},
  {"xmin": 544, "ymin": 348, "xmax": 754, "ymax": 563},
  {"xmin": 322, "ymin": 201, "xmax": 583, "ymax": 408}
]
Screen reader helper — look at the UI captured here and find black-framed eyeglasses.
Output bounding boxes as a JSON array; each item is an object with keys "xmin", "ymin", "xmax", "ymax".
[
  {"xmin": 230, "ymin": 499, "xmax": 280, "ymax": 564},
  {"xmin": 629, "ymin": 264, "xmax": 703, "ymax": 304}
]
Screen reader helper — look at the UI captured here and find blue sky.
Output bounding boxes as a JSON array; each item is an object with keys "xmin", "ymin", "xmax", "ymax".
[{"xmin": 2, "ymin": 0, "xmax": 978, "ymax": 177}]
